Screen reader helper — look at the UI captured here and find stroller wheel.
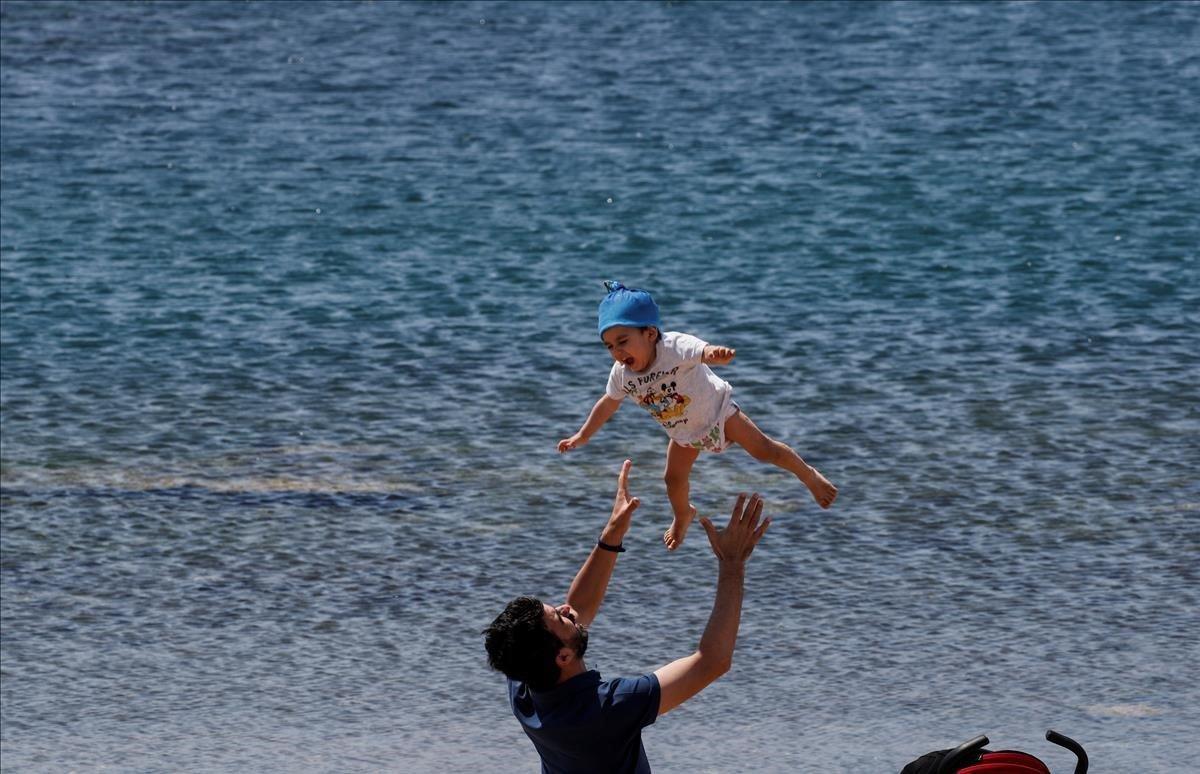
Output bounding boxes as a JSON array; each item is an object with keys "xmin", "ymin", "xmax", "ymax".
[
  {"xmin": 907, "ymin": 731, "xmax": 1088, "ymax": 774},
  {"xmin": 965, "ymin": 751, "xmax": 1050, "ymax": 773}
]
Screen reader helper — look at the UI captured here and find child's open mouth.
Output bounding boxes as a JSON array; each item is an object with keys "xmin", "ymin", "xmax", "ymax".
[{"xmin": 624, "ymin": 357, "xmax": 635, "ymax": 367}]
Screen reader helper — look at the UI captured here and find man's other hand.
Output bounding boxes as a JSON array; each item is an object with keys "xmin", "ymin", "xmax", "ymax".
[{"xmin": 699, "ymin": 493, "xmax": 769, "ymax": 565}]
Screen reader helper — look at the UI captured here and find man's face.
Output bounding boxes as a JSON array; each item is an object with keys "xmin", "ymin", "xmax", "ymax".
[{"xmin": 543, "ymin": 603, "xmax": 588, "ymax": 659}]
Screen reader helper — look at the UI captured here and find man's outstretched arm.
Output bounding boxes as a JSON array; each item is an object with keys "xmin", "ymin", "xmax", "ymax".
[
  {"xmin": 653, "ymin": 493, "xmax": 769, "ymax": 715},
  {"xmin": 565, "ymin": 459, "xmax": 640, "ymax": 628}
]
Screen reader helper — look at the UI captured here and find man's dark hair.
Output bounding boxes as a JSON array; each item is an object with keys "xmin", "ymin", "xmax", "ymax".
[{"xmin": 483, "ymin": 596, "xmax": 563, "ymax": 692}]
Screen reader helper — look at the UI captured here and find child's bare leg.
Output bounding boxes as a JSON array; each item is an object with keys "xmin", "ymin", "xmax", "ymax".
[
  {"xmin": 663, "ymin": 440, "xmax": 701, "ymax": 551},
  {"xmin": 724, "ymin": 411, "xmax": 838, "ymax": 508}
]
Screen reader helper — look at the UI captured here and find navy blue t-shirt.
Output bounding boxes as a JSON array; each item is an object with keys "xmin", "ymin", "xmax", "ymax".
[{"xmin": 508, "ymin": 670, "xmax": 661, "ymax": 773}]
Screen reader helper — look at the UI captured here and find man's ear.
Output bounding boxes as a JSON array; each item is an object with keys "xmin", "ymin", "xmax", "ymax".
[{"xmin": 555, "ymin": 646, "xmax": 575, "ymax": 668}]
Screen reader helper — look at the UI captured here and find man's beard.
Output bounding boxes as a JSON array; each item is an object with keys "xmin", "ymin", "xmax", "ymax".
[{"xmin": 571, "ymin": 622, "xmax": 589, "ymax": 660}]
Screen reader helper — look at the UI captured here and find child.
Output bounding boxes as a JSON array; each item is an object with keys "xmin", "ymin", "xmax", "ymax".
[{"xmin": 558, "ymin": 281, "xmax": 838, "ymax": 550}]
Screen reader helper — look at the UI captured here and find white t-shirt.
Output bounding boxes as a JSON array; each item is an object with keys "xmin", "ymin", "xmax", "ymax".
[{"xmin": 605, "ymin": 331, "xmax": 733, "ymax": 445}]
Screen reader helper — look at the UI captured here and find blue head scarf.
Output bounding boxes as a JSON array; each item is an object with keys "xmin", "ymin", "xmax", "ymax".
[{"xmin": 598, "ymin": 280, "xmax": 661, "ymax": 338}]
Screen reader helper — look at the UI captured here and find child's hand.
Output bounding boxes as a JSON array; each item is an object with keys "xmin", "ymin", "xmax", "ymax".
[
  {"xmin": 703, "ymin": 345, "xmax": 736, "ymax": 366},
  {"xmin": 558, "ymin": 434, "xmax": 587, "ymax": 453}
]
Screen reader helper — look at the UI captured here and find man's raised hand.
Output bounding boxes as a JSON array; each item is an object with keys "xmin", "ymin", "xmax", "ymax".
[
  {"xmin": 699, "ymin": 493, "xmax": 769, "ymax": 564},
  {"xmin": 608, "ymin": 459, "xmax": 640, "ymax": 533}
]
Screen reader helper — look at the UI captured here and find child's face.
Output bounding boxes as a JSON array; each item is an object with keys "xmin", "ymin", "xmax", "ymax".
[{"xmin": 602, "ymin": 326, "xmax": 658, "ymax": 372}]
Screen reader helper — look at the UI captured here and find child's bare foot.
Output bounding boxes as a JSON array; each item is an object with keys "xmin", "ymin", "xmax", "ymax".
[
  {"xmin": 800, "ymin": 466, "xmax": 838, "ymax": 509},
  {"xmin": 663, "ymin": 504, "xmax": 697, "ymax": 551}
]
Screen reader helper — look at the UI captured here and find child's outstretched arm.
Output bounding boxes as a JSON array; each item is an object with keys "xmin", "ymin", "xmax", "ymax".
[
  {"xmin": 558, "ymin": 394, "xmax": 622, "ymax": 452},
  {"xmin": 702, "ymin": 344, "xmax": 736, "ymax": 366}
]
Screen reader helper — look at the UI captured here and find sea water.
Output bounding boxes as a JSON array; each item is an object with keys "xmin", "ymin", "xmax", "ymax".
[{"xmin": 2, "ymin": 1, "xmax": 1197, "ymax": 771}]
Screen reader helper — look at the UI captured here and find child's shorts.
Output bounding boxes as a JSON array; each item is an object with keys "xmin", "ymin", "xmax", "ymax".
[{"xmin": 684, "ymin": 399, "xmax": 740, "ymax": 454}]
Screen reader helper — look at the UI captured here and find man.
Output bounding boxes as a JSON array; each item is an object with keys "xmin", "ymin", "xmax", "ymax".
[{"xmin": 483, "ymin": 459, "xmax": 770, "ymax": 773}]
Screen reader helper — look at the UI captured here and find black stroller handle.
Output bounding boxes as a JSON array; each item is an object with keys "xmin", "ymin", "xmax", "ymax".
[
  {"xmin": 1046, "ymin": 729, "xmax": 1088, "ymax": 774},
  {"xmin": 935, "ymin": 734, "xmax": 989, "ymax": 774}
]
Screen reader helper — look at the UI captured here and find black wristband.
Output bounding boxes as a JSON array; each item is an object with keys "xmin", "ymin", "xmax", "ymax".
[{"xmin": 598, "ymin": 539, "xmax": 626, "ymax": 553}]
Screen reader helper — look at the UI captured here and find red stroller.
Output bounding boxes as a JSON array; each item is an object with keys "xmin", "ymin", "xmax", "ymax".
[{"xmin": 901, "ymin": 730, "xmax": 1088, "ymax": 774}]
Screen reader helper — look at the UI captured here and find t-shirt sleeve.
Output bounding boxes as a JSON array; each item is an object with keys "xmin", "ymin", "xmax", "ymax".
[
  {"xmin": 668, "ymin": 332, "xmax": 707, "ymax": 365},
  {"xmin": 605, "ymin": 362, "xmax": 626, "ymax": 401},
  {"xmin": 602, "ymin": 673, "xmax": 661, "ymax": 729}
]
